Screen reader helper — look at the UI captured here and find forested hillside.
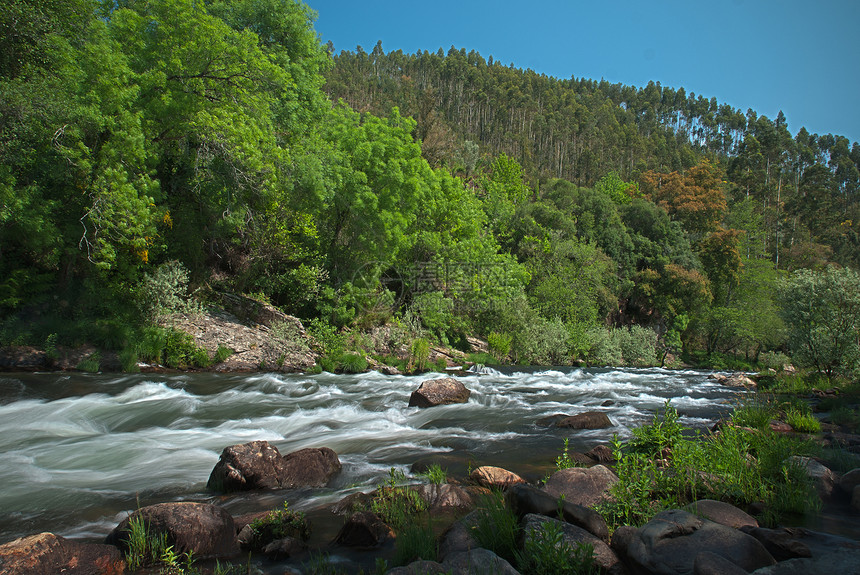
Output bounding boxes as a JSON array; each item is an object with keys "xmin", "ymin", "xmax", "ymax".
[{"xmin": 1, "ymin": 0, "xmax": 858, "ymax": 376}]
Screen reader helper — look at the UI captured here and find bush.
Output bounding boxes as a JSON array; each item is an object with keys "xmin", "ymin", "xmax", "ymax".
[
  {"xmin": 365, "ymin": 468, "xmax": 428, "ymax": 531},
  {"xmin": 246, "ymin": 502, "xmax": 309, "ymax": 550},
  {"xmin": 138, "ymin": 260, "xmax": 201, "ymax": 322},
  {"xmin": 515, "ymin": 317, "xmax": 570, "ymax": 365},
  {"xmin": 488, "ymin": 331, "xmax": 512, "ymax": 362},
  {"xmin": 586, "ymin": 326, "xmax": 659, "ymax": 367},
  {"xmin": 408, "ymin": 338, "xmax": 430, "ymax": 372}
]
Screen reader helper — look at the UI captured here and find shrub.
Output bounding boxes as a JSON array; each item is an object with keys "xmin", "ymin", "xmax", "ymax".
[
  {"xmin": 366, "ymin": 468, "xmax": 428, "ymax": 530},
  {"xmin": 247, "ymin": 502, "xmax": 309, "ymax": 550},
  {"xmin": 76, "ymin": 352, "xmax": 101, "ymax": 372},
  {"xmin": 138, "ymin": 260, "xmax": 201, "ymax": 322},
  {"xmin": 408, "ymin": 338, "xmax": 430, "ymax": 372},
  {"xmin": 337, "ymin": 352, "xmax": 367, "ymax": 374},
  {"xmin": 488, "ymin": 331, "xmax": 512, "ymax": 362},
  {"xmin": 628, "ymin": 401, "xmax": 685, "ymax": 456}
]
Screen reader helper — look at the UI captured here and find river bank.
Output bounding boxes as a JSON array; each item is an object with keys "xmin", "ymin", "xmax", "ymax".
[{"xmin": 1, "ymin": 368, "xmax": 859, "ymax": 574}]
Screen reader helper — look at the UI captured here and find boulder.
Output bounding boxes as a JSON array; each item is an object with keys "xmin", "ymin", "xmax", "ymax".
[
  {"xmin": 521, "ymin": 514, "xmax": 622, "ymax": 574},
  {"xmin": 739, "ymin": 527, "xmax": 812, "ymax": 561},
  {"xmin": 556, "ymin": 411, "xmax": 613, "ymax": 429},
  {"xmin": 0, "ymin": 532, "xmax": 125, "ymax": 575},
  {"xmin": 207, "ymin": 441, "xmax": 341, "ymax": 492},
  {"xmin": 611, "ymin": 509, "xmax": 776, "ymax": 575},
  {"xmin": 261, "ymin": 536, "xmax": 306, "ymax": 559},
  {"xmin": 838, "ymin": 467, "xmax": 860, "ymax": 495},
  {"xmin": 769, "ymin": 420, "xmax": 793, "ymax": 434},
  {"xmin": 711, "ymin": 373, "xmax": 757, "ymax": 389},
  {"xmin": 469, "ymin": 466, "xmax": 526, "ymax": 490},
  {"xmin": 684, "ymin": 499, "xmax": 758, "ymax": 529},
  {"xmin": 543, "ymin": 465, "xmax": 618, "ymax": 509},
  {"xmin": 693, "ymin": 551, "xmax": 749, "ymax": 575},
  {"xmin": 748, "ymin": 549, "xmax": 860, "ymax": 574},
  {"xmin": 408, "ymin": 378, "xmax": 471, "ymax": 408},
  {"xmin": 412, "ymin": 483, "xmax": 474, "ymax": 511},
  {"xmin": 438, "ymin": 512, "xmax": 479, "ymax": 561},
  {"xmin": 788, "ymin": 456, "xmax": 836, "ymax": 500},
  {"xmin": 853, "ymin": 485, "xmax": 860, "ymax": 513},
  {"xmin": 386, "ymin": 560, "xmax": 449, "ymax": 574},
  {"xmin": 105, "ymin": 502, "xmax": 238, "ymax": 558},
  {"xmin": 505, "ymin": 483, "xmax": 608, "ymax": 541},
  {"xmin": 333, "ymin": 511, "xmax": 394, "ymax": 548},
  {"xmin": 443, "ymin": 548, "xmax": 520, "ymax": 575}
]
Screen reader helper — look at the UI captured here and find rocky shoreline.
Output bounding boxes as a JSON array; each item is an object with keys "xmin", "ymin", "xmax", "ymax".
[{"xmin": 2, "ymin": 377, "xmax": 860, "ymax": 574}]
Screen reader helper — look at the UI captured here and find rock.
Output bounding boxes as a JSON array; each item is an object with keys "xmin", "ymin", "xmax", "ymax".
[
  {"xmin": 438, "ymin": 512, "xmax": 479, "ymax": 561},
  {"xmin": 838, "ymin": 467, "xmax": 860, "ymax": 495},
  {"xmin": 207, "ymin": 441, "xmax": 341, "ymax": 492},
  {"xmin": 556, "ymin": 411, "xmax": 613, "ymax": 429},
  {"xmin": 386, "ymin": 560, "xmax": 449, "ymax": 574},
  {"xmin": 611, "ymin": 509, "xmax": 775, "ymax": 575},
  {"xmin": 443, "ymin": 548, "xmax": 520, "ymax": 575},
  {"xmin": 711, "ymin": 373, "xmax": 757, "ymax": 389},
  {"xmin": 739, "ymin": 527, "xmax": 812, "ymax": 561},
  {"xmin": 769, "ymin": 420, "xmax": 793, "ymax": 434},
  {"xmin": 408, "ymin": 378, "xmax": 471, "ymax": 408},
  {"xmin": 521, "ymin": 514, "xmax": 622, "ymax": 574},
  {"xmin": 412, "ymin": 483, "xmax": 474, "ymax": 511},
  {"xmin": 331, "ymin": 491, "xmax": 372, "ymax": 516},
  {"xmin": 537, "ymin": 413, "xmax": 571, "ymax": 426},
  {"xmin": 470, "ymin": 466, "xmax": 526, "ymax": 490},
  {"xmin": 0, "ymin": 532, "xmax": 125, "ymax": 575},
  {"xmin": 693, "ymin": 551, "xmax": 749, "ymax": 575},
  {"xmin": 586, "ymin": 444, "xmax": 615, "ymax": 463},
  {"xmin": 105, "ymin": 502, "xmax": 238, "ymax": 558},
  {"xmin": 334, "ymin": 511, "xmax": 394, "ymax": 547},
  {"xmin": 261, "ymin": 536, "xmax": 306, "ymax": 559},
  {"xmin": 505, "ymin": 484, "xmax": 609, "ymax": 541},
  {"xmin": 748, "ymin": 549, "xmax": 860, "ymax": 574},
  {"xmin": 788, "ymin": 456, "xmax": 836, "ymax": 500},
  {"xmin": 684, "ymin": 499, "xmax": 758, "ymax": 529},
  {"xmin": 853, "ymin": 485, "xmax": 860, "ymax": 512},
  {"xmin": 543, "ymin": 465, "xmax": 618, "ymax": 509}
]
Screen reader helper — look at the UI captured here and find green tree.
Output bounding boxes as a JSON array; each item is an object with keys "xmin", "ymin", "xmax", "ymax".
[{"xmin": 779, "ymin": 267, "xmax": 860, "ymax": 378}]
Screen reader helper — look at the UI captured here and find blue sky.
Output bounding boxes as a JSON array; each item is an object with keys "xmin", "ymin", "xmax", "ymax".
[{"xmin": 306, "ymin": 0, "xmax": 860, "ymax": 146}]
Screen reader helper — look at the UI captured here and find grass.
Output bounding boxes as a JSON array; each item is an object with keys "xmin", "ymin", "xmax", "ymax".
[
  {"xmin": 471, "ymin": 491, "xmax": 520, "ymax": 564},
  {"xmin": 419, "ymin": 463, "xmax": 448, "ymax": 485},
  {"xmin": 784, "ymin": 406, "xmax": 821, "ymax": 433},
  {"xmin": 393, "ymin": 518, "xmax": 437, "ymax": 566},
  {"xmin": 246, "ymin": 501, "xmax": 309, "ymax": 550},
  {"xmin": 516, "ymin": 519, "xmax": 597, "ymax": 575},
  {"xmin": 596, "ymin": 398, "xmax": 821, "ymax": 532},
  {"xmin": 361, "ymin": 468, "xmax": 428, "ymax": 531},
  {"xmin": 76, "ymin": 352, "xmax": 101, "ymax": 372}
]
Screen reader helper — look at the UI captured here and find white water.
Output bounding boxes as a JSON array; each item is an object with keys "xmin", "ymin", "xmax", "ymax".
[{"xmin": 0, "ymin": 368, "xmax": 739, "ymax": 545}]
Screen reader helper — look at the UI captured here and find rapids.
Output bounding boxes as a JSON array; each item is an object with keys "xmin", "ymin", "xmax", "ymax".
[{"xmin": 0, "ymin": 367, "xmax": 739, "ymax": 552}]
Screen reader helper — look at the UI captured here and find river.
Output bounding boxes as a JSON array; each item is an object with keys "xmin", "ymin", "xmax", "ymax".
[{"xmin": 0, "ymin": 367, "xmax": 739, "ymax": 566}]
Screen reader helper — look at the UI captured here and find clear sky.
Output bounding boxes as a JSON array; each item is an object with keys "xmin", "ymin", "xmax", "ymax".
[{"xmin": 306, "ymin": 0, "xmax": 860, "ymax": 146}]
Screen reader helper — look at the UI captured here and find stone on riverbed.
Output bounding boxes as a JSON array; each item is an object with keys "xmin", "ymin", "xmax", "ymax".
[
  {"xmin": 105, "ymin": 502, "xmax": 238, "ymax": 558},
  {"xmin": 543, "ymin": 464, "xmax": 618, "ymax": 509},
  {"xmin": 469, "ymin": 465, "xmax": 527, "ymax": 490},
  {"xmin": 207, "ymin": 440, "xmax": 341, "ymax": 492},
  {"xmin": 408, "ymin": 377, "xmax": 471, "ymax": 408},
  {"xmin": 556, "ymin": 411, "xmax": 613, "ymax": 429},
  {"xmin": 0, "ymin": 532, "xmax": 125, "ymax": 575}
]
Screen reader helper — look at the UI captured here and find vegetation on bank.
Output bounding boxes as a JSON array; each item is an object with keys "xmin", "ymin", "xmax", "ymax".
[{"xmin": 1, "ymin": 0, "xmax": 859, "ymax": 385}]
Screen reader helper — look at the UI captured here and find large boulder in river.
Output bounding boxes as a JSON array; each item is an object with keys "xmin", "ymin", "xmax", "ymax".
[
  {"xmin": 207, "ymin": 440, "xmax": 341, "ymax": 491},
  {"xmin": 0, "ymin": 532, "xmax": 125, "ymax": 575},
  {"xmin": 505, "ymin": 483, "xmax": 609, "ymax": 541},
  {"xmin": 556, "ymin": 411, "xmax": 613, "ymax": 429},
  {"xmin": 611, "ymin": 509, "xmax": 775, "ymax": 575},
  {"xmin": 543, "ymin": 464, "xmax": 618, "ymax": 509},
  {"xmin": 105, "ymin": 502, "xmax": 238, "ymax": 558},
  {"xmin": 408, "ymin": 377, "xmax": 471, "ymax": 408}
]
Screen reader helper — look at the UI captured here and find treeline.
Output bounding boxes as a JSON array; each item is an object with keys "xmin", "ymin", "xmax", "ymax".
[
  {"xmin": 325, "ymin": 44, "xmax": 860, "ymax": 270},
  {"xmin": 1, "ymin": 0, "xmax": 858, "ymax": 375}
]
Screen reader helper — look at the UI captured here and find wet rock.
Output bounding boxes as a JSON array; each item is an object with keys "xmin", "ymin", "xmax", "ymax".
[
  {"xmin": 684, "ymin": 499, "xmax": 758, "ymax": 529},
  {"xmin": 838, "ymin": 467, "xmax": 860, "ymax": 495},
  {"xmin": 444, "ymin": 548, "xmax": 519, "ymax": 575},
  {"xmin": 521, "ymin": 514, "xmax": 622, "ymax": 574},
  {"xmin": 611, "ymin": 509, "xmax": 775, "ymax": 575},
  {"xmin": 334, "ymin": 511, "xmax": 394, "ymax": 548},
  {"xmin": 408, "ymin": 378, "xmax": 471, "ymax": 408},
  {"xmin": 207, "ymin": 441, "xmax": 341, "ymax": 492},
  {"xmin": 106, "ymin": 502, "xmax": 238, "ymax": 558},
  {"xmin": 469, "ymin": 466, "xmax": 526, "ymax": 490},
  {"xmin": 412, "ymin": 483, "xmax": 474, "ymax": 511},
  {"xmin": 331, "ymin": 491, "xmax": 372, "ymax": 516},
  {"xmin": 0, "ymin": 532, "xmax": 125, "ymax": 575},
  {"xmin": 586, "ymin": 444, "xmax": 615, "ymax": 463},
  {"xmin": 853, "ymin": 485, "xmax": 860, "ymax": 512},
  {"xmin": 748, "ymin": 549, "xmax": 860, "ymax": 574},
  {"xmin": 505, "ymin": 483, "xmax": 609, "ymax": 541},
  {"xmin": 537, "ymin": 413, "xmax": 570, "ymax": 426},
  {"xmin": 738, "ymin": 527, "xmax": 812, "ymax": 561},
  {"xmin": 543, "ymin": 464, "xmax": 618, "ymax": 509},
  {"xmin": 556, "ymin": 411, "xmax": 613, "ymax": 429},
  {"xmin": 261, "ymin": 536, "xmax": 306, "ymax": 559}
]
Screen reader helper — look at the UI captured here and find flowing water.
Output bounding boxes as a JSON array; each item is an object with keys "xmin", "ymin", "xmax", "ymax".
[{"xmin": 0, "ymin": 367, "xmax": 740, "ymax": 567}]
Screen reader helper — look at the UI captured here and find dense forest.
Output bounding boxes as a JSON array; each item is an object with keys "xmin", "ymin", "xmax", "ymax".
[{"xmin": 1, "ymin": 0, "xmax": 859, "ymax": 376}]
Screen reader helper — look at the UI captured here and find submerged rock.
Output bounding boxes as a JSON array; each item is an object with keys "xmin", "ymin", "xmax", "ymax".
[
  {"xmin": 555, "ymin": 411, "xmax": 613, "ymax": 429},
  {"xmin": 207, "ymin": 441, "xmax": 341, "ymax": 492},
  {"xmin": 0, "ymin": 532, "xmax": 125, "ymax": 575},
  {"xmin": 105, "ymin": 502, "xmax": 238, "ymax": 558},
  {"xmin": 408, "ymin": 377, "xmax": 471, "ymax": 408}
]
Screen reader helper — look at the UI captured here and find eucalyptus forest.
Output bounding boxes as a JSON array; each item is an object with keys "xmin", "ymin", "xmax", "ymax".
[{"xmin": 2, "ymin": 0, "xmax": 859, "ymax": 378}]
